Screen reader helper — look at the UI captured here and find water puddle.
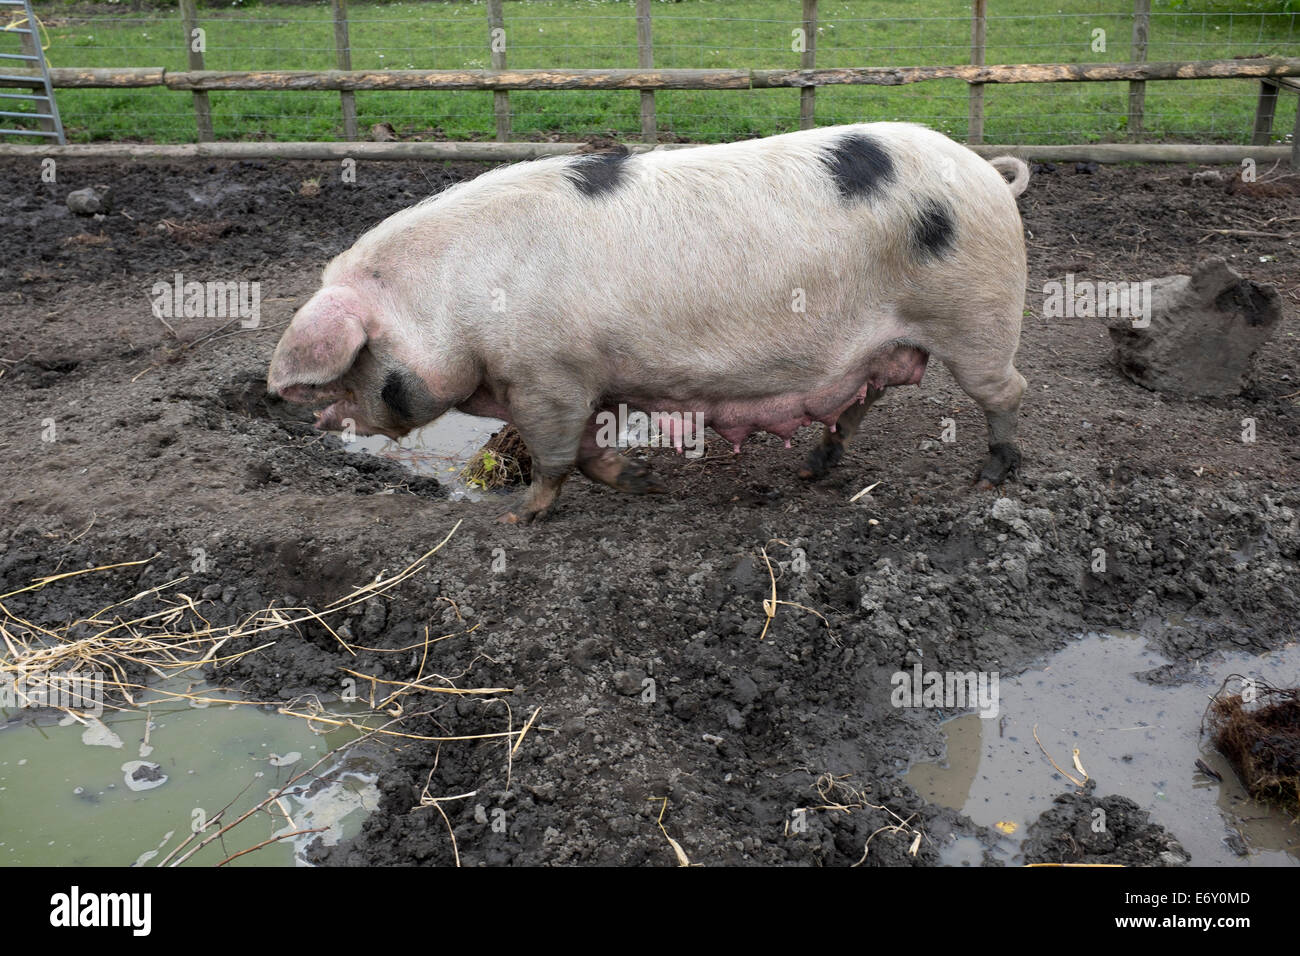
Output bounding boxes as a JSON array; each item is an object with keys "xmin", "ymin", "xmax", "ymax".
[
  {"xmin": 347, "ymin": 410, "xmax": 504, "ymax": 500},
  {"xmin": 905, "ymin": 632, "xmax": 1300, "ymax": 866},
  {"xmin": 0, "ymin": 680, "xmax": 378, "ymax": 867}
]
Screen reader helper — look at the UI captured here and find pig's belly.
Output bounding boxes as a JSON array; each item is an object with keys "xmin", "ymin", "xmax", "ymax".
[
  {"xmin": 456, "ymin": 342, "xmax": 928, "ymax": 451},
  {"xmin": 617, "ymin": 342, "xmax": 928, "ymax": 449}
]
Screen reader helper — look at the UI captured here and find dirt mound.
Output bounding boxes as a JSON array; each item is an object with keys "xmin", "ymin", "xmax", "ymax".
[{"xmin": 1022, "ymin": 787, "xmax": 1191, "ymax": 866}]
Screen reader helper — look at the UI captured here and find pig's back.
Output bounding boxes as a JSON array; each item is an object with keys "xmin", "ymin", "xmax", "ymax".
[{"xmin": 360, "ymin": 123, "xmax": 1025, "ymax": 387}]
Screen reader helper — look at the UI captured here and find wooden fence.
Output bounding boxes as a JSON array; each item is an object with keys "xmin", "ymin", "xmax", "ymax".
[{"xmin": 2, "ymin": 0, "xmax": 1298, "ymax": 163}]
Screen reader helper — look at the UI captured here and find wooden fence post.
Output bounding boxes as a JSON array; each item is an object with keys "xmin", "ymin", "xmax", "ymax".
[
  {"xmin": 1128, "ymin": 0, "xmax": 1151, "ymax": 139},
  {"xmin": 1292, "ymin": 90, "xmax": 1300, "ymax": 167},
  {"xmin": 636, "ymin": 0, "xmax": 656, "ymax": 143},
  {"xmin": 178, "ymin": 0, "xmax": 213, "ymax": 142},
  {"xmin": 800, "ymin": 0, "xmax": 817, "ymax": 129},
  {"xmin": 968, "ymin": 0, "xmax": 986, "ymax": 144},
  {"xmin": 331, "ymin": 0, "xmax": 357, "ymax": 141},
  {"xmin": 486, "ymin": 0, "xmax": 509, "ymax": 141},
  {"xmin": 1251, "ymin": 80, "xmax": 1279, "ymax": 146}
]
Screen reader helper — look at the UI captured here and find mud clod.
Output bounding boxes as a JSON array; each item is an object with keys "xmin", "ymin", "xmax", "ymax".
[
  {"xmin": 1023, "ymin": 787, "xmax": 1191, "ymax": 866},
  {"xmin": 1106, "ymin": 257, "xmax": 1283, "ymax": 398}
]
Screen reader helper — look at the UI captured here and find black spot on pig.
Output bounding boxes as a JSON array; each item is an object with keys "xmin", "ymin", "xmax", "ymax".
[
  {"xmin": 913, "ymin": 198, "xmax": 956, "ymax": 259},
  {"xmin": 566, "ymin": 148, "xmax": 630, "ymax": 197},
  {"xmin": 380, "ymin": 368, "xmax": 440, "ymax": 425},
  {"xmin": 381, "ymin": 370, "xmax": 412, "ymax": 420},
  {"xmin": 822, "ymin": 133, "xmax": 895, "ymax": 201}
]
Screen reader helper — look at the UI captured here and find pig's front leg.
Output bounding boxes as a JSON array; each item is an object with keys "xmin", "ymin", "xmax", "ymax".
[
  {"xmin": 498, "ymin": 472, "xmax": 570, "ymax": 525},
  {"xmin": 496, "ymin": 390, "xmax": 592, "ymax": 525}
]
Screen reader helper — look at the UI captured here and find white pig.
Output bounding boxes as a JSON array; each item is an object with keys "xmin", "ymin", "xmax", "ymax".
[{"xmin": 268, "ymin": 123, "xmax": 1030, "ymax": 522}]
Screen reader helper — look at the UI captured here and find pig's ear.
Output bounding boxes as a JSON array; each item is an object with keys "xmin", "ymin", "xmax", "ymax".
[{"xmin": 267, "ymin": 286, "xmax": 370, "ymax": 393}]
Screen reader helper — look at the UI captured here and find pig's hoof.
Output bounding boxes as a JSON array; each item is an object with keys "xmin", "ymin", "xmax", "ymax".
[
  {"xmin": 974, "ymin": 443, "xmax": 1021, "ymax": 488},
  {"xmin": 615, "ymin": 459, "xmax": 666, "ymax": 495},
  {"xmin": 497, "ymin": 506, "xmax": 552, "ymax": 525},
  {"xmin": 799, "ymin": 442, "xmax": 843, "ymax": 480}
]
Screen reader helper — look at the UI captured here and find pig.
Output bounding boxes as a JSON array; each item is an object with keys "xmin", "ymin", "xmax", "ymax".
[{"xmin": 268, "ymin": 122, "xmax": 1031, "ymax": 523}]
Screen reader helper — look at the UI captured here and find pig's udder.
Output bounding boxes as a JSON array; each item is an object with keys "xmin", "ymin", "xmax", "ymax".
[{"xmin": 638, "ymin": 343, "xmax": 929, "ymax": 452}]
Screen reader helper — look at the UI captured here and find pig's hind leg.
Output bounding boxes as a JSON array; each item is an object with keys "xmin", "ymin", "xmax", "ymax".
[
  {"xmin": 577, "ymin": 425, "xmax": 667, "ymax": 495},
  {"xmin": 798, "ymin": 387, "xmax": 884, "ymax": 480},
  {"xmin": 943, "ymin": 358, "xmax": 1027, "ymax": 488}
]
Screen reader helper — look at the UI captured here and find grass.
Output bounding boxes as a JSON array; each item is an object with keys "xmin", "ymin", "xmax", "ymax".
[{"xmin": 8, "ymin": 0, "xmax": 1300, "ymax": 144}]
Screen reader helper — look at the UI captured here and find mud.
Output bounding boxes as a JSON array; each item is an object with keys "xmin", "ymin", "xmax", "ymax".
[
  {"xmin": 904, "ymin": 633, "xmax": 1300, "ymax": 866},
  {"xmin": 1, "ymin": 156, "xmax": 1297, "ymax": 866},
  {"xmin": 1022, "ymin": 787, "xmax": 1191, "ymax": 866}
]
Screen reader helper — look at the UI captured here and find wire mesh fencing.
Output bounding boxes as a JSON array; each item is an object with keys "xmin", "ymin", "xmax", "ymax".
[{"xmin": 5, "ymin": 0, "xmax": 1298, "ymax": 147}]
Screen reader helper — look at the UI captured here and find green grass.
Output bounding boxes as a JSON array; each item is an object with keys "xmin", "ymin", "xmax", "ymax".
[{"xmin": 10, "ymin": 0, "xmax": 1300, "ymax": 144}]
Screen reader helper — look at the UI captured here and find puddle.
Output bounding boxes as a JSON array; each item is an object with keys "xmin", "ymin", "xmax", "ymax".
[
  {"xmin": 906, "ymin": 632, "xmax": 1300, "ymax": 866},
  {"xmin": 347, "ymin": 410, "xmax": 504, "ymax": 500},
  {"xmin": 0, "ymin": 680, "xmax": 378, "ymax": 867}
]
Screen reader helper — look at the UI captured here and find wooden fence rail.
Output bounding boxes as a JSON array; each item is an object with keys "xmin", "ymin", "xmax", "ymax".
[
  {"xmin": 0, "ymin": 140, "xmax": 1285, "ymax": 164},
  {"xmin": 4, "ymin": 0, "xmax": 1297, "ymax": 164},
  {"xmin": 6, "ymin": 57, "xmax": 1298, "ymax": 92}
]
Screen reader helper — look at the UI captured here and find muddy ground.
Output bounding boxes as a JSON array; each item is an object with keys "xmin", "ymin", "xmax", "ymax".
[{"xmin": 1, "ymin": 154, "xmax": 1297, "ymax": 866}]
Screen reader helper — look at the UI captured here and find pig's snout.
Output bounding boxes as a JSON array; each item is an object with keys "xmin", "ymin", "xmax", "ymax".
[
  {"xmin": 314, "ymin": 399, "xmax": 361, "ymax": 433},
  {"xmin": 276, "ymin": 381, "xmax": 347, "ymax": 405}
]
